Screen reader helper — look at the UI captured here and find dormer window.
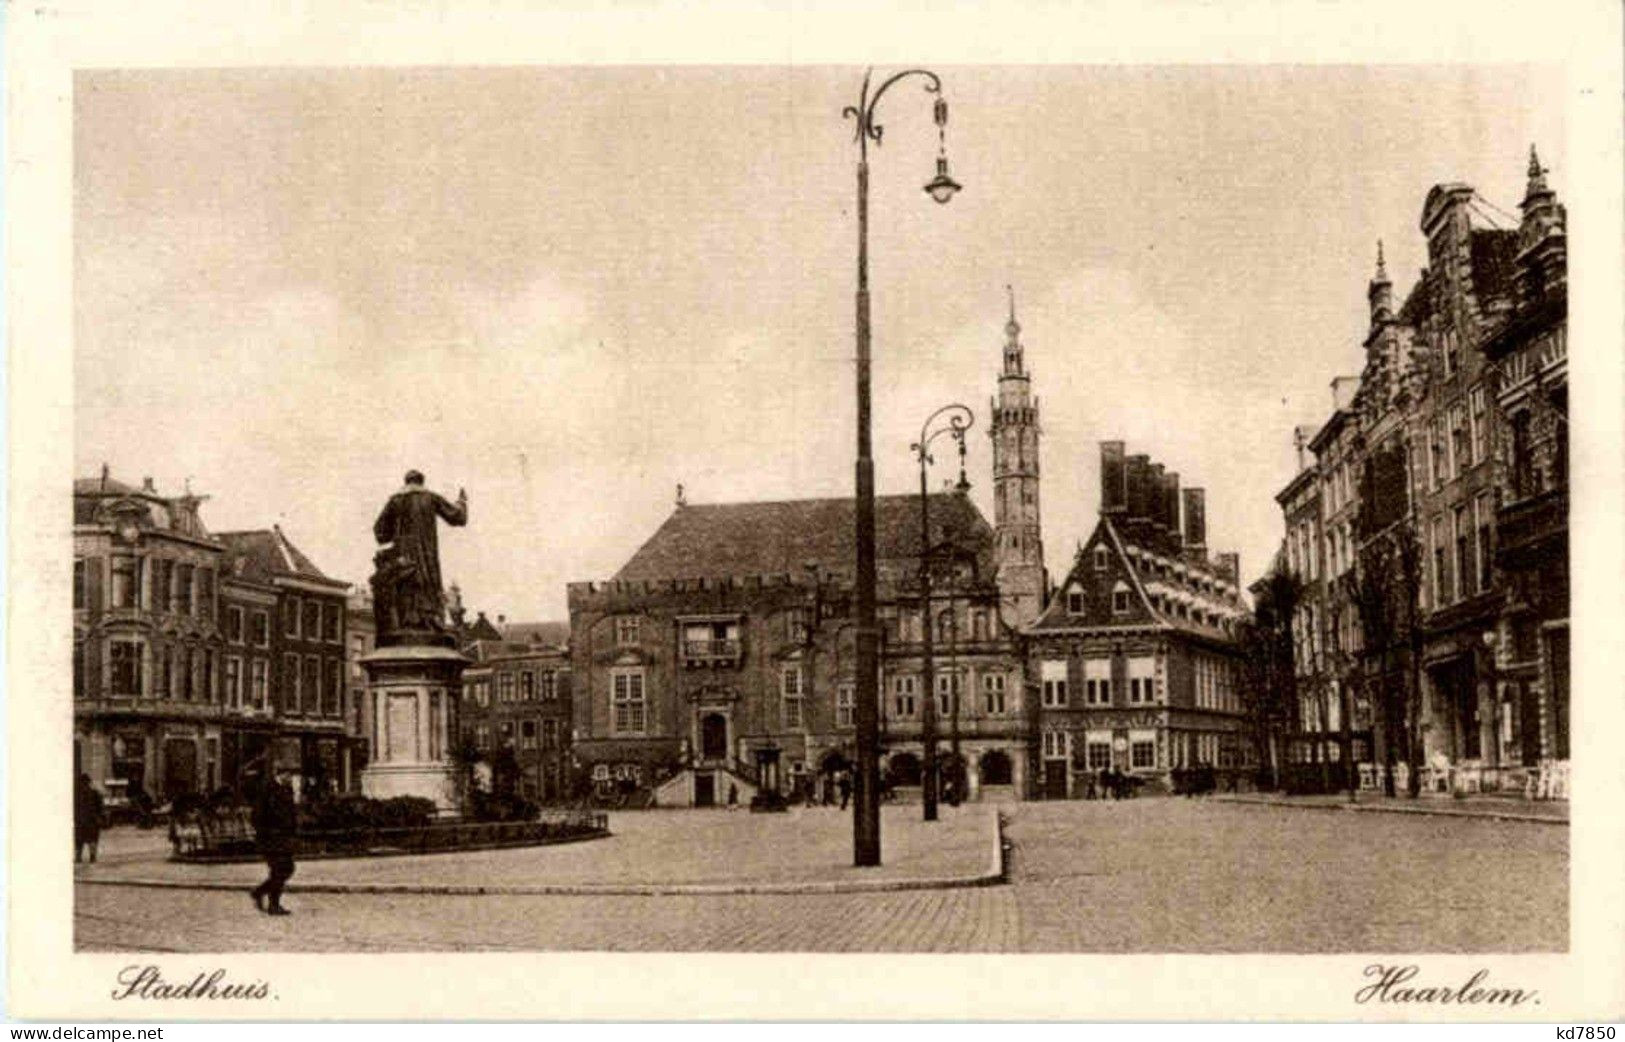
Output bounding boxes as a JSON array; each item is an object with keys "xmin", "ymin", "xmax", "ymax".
[
  {"xmin": 1093, "ymin": 546, "xmax": 1109, "ymax": 571},
  {"xmin": 1111, "ymin": 582, "xmax": 1130, "ymax": 615},
  {"xmin": 1066, "ymin": 588, "xmax": 1084, "ymax": 614}
]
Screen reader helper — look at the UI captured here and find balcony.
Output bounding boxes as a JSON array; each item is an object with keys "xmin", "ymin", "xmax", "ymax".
[
  {"xmin": 1496, "ymin": 488, "xmax": 1566, "ymax": 569},
  {"xmin": 682, "ymin": 639, "xmax": 742, "ymax": 669}
]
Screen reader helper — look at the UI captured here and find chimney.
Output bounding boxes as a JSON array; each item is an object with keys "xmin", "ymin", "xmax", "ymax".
[
  {"xmin": 1148, "ymin": 463, "xmax": 1167, "ymax": 530},
  {"xmin": 1126, "ymin": 454, "xmax": 1151, "ymax": 521},
  {"xmin": 1182, "ymin": 488, "xmax": 1207, "ymax": 553},
  {"xmin": 1099, "ymin": 441, "xmax": 1127, "ymax": 514},
  {"xmin": 142, "ymin": 476, "xmax": 155, "ymax": 492},
  {"xmin": 1164, "ymin": 472, "xmax": 1181, "ymax": 544},
  {"xmin": 100, "ymin": 463, "xmax": 109, "ymax": 490}
]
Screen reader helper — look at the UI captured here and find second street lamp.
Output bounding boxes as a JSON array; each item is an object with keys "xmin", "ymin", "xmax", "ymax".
[
  {"xmin": 912, "ymin": 403, "xmax": 974, "ymax": 822},
  {"xmin": 844, "ymin": 68, "xmax": 961, "ymax": 865}
]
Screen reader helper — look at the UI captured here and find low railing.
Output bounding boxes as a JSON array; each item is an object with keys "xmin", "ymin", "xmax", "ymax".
[
  {"xmin": 682, "ymin": 639, "xmax": 741, "ymax": 662},
  {"xmin": 171, "ymin": 808, "xmax": 610, "ymax": 862}
]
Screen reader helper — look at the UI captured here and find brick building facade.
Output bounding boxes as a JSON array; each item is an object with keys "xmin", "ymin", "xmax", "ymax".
[{"xmin": 1025, "ymin": 443, "xmax": 1250, "ymax": 797}]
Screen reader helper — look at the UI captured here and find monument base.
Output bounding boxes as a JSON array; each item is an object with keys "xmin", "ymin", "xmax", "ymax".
[{"xmin": 359, "ymin": 643, "xmax": 469, "ymax": 817}]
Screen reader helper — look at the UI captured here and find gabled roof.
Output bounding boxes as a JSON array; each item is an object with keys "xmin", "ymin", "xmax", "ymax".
[
  {"xmin": 501, "ymin": 620, "xmax": 570, "ymax": 648},
  {"xmin": 1030, "ymin": 515, "xmax": 1245, "ymax": 638},
  {"xmin": 613, "ymin": 493, "xmax": 992, "ymax": 582},
  {"xmin": 218, "ymin": 526, "xmax": 339, "ymax": 586}
]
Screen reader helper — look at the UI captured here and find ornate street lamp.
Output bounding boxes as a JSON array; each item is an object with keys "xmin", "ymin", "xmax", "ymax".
[
  {"xmin": 843, "ymin": 68, "xmax": 961, "ymax": 865},
  {"xmin": 911, "ymin": 403, "xmax": 974, "ymax": 822}
]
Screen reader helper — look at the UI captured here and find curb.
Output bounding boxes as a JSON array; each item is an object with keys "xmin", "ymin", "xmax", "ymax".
[
  {"xmin": 76, "ymin": 812, "xmax": 1011, "ymax": 898},
  {"xmin": 1213, "ymin": 794, "xmax": 1568, "ymax": 826}
]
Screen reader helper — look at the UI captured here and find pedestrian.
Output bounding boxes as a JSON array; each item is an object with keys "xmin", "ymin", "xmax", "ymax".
[
  {"xmin": 250, "ymin": 768, "xmax": 298, "ymax": 916},
  {"xmin": 727, "ymin": 782, "xmax": 739, "ymax": 808},
  {"xmin": 74, "ymin": 773, "xmax": 104, "ymax": 864},
  {"xmin": 1098, "ymin": 767, "xmax": 1111, "ymax": 802},
  {"xmin": 838, "ymin": 771, "xmax": 852, "ymax": 810}
]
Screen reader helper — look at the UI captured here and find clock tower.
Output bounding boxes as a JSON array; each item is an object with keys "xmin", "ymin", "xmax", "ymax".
[{"xmin": 989, "ymin": 287, "xmax": 1045, "ymax": 627}]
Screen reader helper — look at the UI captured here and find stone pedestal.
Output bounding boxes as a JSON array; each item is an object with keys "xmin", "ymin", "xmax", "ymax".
[{"xmin": 359, "ymin": 643, "xmax": 468, "ymax": 816}]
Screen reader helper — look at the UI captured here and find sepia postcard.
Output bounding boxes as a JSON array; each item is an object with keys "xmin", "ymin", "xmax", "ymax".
[{"xmin": 7, "ymin": 0, "xmax": 1624, "ymax": 1024}]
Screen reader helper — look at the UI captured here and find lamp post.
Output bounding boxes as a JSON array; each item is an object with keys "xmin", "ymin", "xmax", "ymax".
[
  {"xmin": 912, "ymin": 403, "xmax": 974, "ymax": 822},
  {"xmin": 844, "ymin": 68, "xmax": 961, "ymax": 865}
]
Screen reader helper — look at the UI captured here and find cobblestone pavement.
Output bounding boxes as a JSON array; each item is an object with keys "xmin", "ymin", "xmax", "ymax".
[
  {"xmin": 1215, "ymin": 792, "xmax": 1569, "ymax": 822},
  {"xmin": 76, "ymin": 799, "xmax": 1565, "ymax": 952},
  {"xmin": 1005, "ymin": 799, "xmax": 1567, "ymax": 952}
]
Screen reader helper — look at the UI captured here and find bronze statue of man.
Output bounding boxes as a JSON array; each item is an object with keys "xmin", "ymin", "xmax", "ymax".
[{"xmin": 372, "ymin": 470, "xmax": 468, "ymax": 642}]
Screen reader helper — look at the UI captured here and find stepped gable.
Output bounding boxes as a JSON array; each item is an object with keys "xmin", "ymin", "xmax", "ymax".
[{"xmin": 613, "ymin": 493, "xmax": 992, "ymax": 583}]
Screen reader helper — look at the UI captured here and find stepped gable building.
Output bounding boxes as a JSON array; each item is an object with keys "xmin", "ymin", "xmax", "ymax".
[
  {"xmin": 1024, "ymin": 442, "xmax": 1249, "ymax": 799},
  {"xmin": 567, "ymin": 304, "xmax": 1039, "ymax": 806},
  {"xmin": 1279, "ymin": 149, "xmax": 1567, "ymax": 797},
  {"xmin": 217, "ymin": 525, "xmax": 354, "ymax": 797},
  {"xmin": 74, "ymin": 470, "xmax": 236, "ymax": 805}
]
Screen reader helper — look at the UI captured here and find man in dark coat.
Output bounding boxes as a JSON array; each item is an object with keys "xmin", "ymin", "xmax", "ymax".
[
  {"xmin": 74, "ymin": 773, "xmax": 104, "ymax": 863},
  {"xmin": 250, "ymin": 770, "xmax": 298, "ymax": 915},
  {"xmin": 372, "ymin": 471, "xmax": 467, "ymax": 635}
]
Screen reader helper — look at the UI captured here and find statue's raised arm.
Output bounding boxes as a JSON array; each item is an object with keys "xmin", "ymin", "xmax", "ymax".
[{"xmin": 370, "ymin": 470, "xmax": 469, "ymax": 646}]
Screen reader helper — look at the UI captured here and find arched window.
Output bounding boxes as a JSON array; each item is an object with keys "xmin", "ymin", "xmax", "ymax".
[{"xmin": 979, "ymin": 749, "xmax": 1013, "ymax": 785}]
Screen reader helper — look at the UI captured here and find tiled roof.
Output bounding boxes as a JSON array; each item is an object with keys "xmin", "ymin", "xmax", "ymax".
[
  {"xmin": 73, "ymin": 475, "xmax": 141, "ymax": 497},
  {"xmin": 614, "ymin": 493, "xmax": 992, "ymax": 582},
  {"xmin": 501, "ymin": 620, "xmax": 570, "ymax": 647},
  {"xmin": 218, "ymin": 526, "xmax": 336, "ymax": 584}
]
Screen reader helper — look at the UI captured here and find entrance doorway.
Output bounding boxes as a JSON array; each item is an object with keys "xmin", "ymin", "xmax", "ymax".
[
  {"xmin": 694, "ymin": 772, "xmax": 716, "ymax": 807},
  {"xmin": 1043, "ymin": 760, "xmax": 1068, "ymax": 800},
  {"xmin": 699, "ymin": 713, "xmax": 728, "ymax": 761}
]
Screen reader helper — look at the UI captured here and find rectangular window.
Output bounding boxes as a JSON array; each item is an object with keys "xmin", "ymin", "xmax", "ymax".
[
  {"xmin": 73, "ymin": 559, "xmax": 87, "ymax": 610},
  {"xmin": 1127, "ymin": 656, "xmax": 1155, "ymax": 704},
  {"xmin": 542, "ymin": 718, "xmax": 559, "ymax": 750},
  {"xmin": 1042, "ymin": 730, "xmax": 1069, "ymax": 759},
  {"xmin": 1454, "ymin": 505, "xmax": 1473, "ymax": 598},
  {"xmin": 1431, "ymin": 420, "xmax": 1447, "ymax": 490},
  {"xmin": 540, "ymin": 671, "xmax": 556, "ymax": 700},
  {"xmin": 520, "ymin": 671, "xmax": 535, "ymax": 700},
  {"xmin": 323, "ymin": 603, "xmax": 340, "ymax": 642},
  {"xmin": 1111, "ymin": 587, "xmax": 1130, "ymax": 614},
  {"xmin": 283, "ymin": 653, "xmax": 300, "ymax": 713},
  {"xmin": 326, "ymin": 660, "xmax": 342, "ymax": 716},
  {"xmin": 1041, "ymin": 660, "xmax": 1068, "ymax": 707},
  {"xmin": 251, "ymin": 659, "xmax": 268, "ymax": 710},
  {"xmin": 782, "ymin": 666, "xmax": 803, "ymax": 729},
  {"xmin": 836, "ymin": 683, "xmax": 855, "ymax": 728},
  {"xmin": 1131, "ymin": 739, "xmax": 1155, "ymax": 770},
  {"xmin": 1084, "ymin": 658, "xmax": 1111, "ymax": 706},
  {"xmin": 1066, "ymin": 590, "xmax": 1084, "ymax": 614},
  {"xmin": 498, "ymin": 672, "xmax": 515, "ymax": 703},
  {"xmin": 1443, "ymin": 329, "xmax": 1459, "ymax": 376},
  {"xmin": 615, "ymin": 616, "xmax": 640, "ymax": 646},
  {"xmin": 891, "ymin": 676, "xmax": 917, "ymax": 718},
  {"xmin": 1450, "ymin": 404, "xmax": 1469, "ymax": 477},
  {"xmin": 251, "ymin": 610, "xmax": 270, "ymax": 648},
  {"xmin": 225, "ymin": 606, "xmax": 243, "ymax": 643},
  {"xmin": 786, "ymin": 607, "xmax": 810, "ymax": 643},
  {"xmin": 284, "ymin": 597, "xmax": 300, "ymax": 637},
  {"xmin": 112, "ymin": 556, "xmax": 141, "ymax": 610},
  {"xmin": 982, "ymin": 673, "xmax": 1006, "ymax": 714},
  {"xmin": 1433, "ymin": 517, "xmax": 1451, "ymax": 605},
  {"xmin": 302, "ymin": 600, "xmax": 321, "ymax": 641},
  {"xmin": 1475, "ymin": 494, "xmax": 1493, "ymax": 593},
  {"xmin": 1469, "ymin": 385, "xmax": 1488, "ymax": 465},
  {"xmin": 611, "ymin": 669, "xmax": 646, "ymax": 734},
  {"xmin": 476, "ymin": 724, "xmax": 490, "ymax": 751},
  {"xmin": 110, "ymin": 640, "xmax": 142, "ymax": 695},
  {"xmin": 1094, "ymin": 546, "xmax": 1108, "ymax": 571},
  {"xmin": 1086, "ymin": 740, "xmax": 1111, "ymax": 771},
  {"xmin": 149, "ymin": 558, "xmax": 170, "ymax": 612},
  {"xmin": 225, "ymin": 656, "xmax": 242, "ymax": 708},
  {"xmin": 303, "ymin": 656, "xmax": 320, "ymax": 716},
  {"xmin": 520, "ymin": 720, "xmax": 538, "ymax": 750},
  {"xmin": 197, "ymin": 568, "xmax": 214, "ymax": 619}
]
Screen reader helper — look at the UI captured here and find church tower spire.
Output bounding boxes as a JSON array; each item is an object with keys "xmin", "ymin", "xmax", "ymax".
[{"xmin": 989, "ymin": 286, "xmax": 1044, "ymax": 626}]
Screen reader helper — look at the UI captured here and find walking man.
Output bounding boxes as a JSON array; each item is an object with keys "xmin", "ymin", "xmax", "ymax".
[
  {"xmin": 838, "ymin": 771, "xmax": 852, "ymax": 810},
  {"xmin": 74, "ymin": 773, "xmax": 104, "ymax": 863},
  {"xmin": 250, "ymin": 768, "xmax": 298, "ymax": 916}
]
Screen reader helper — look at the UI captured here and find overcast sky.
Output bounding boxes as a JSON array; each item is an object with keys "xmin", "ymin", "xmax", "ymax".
[{"xmin": 74, "ymin": 65, "xmax": 1564, "ymax": 621}]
